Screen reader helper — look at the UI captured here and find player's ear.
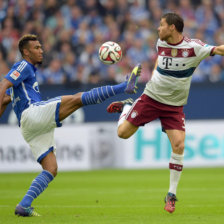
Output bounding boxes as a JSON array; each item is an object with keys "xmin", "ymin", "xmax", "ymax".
[
  {"xmin": 170, "ymin": 24, "xmax": 176, "ymax": 32},
  {"xmin": 23, "ymin": 48, "xmax": 29, "ymax": 56}
]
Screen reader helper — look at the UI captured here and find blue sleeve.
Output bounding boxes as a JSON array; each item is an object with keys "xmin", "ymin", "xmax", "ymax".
[
  {"xmin": 6, "ymin": 88, "xmax": 11, "ymax": 96},
  {"xmin": 5, "ymin": 61, "xmax": 31, "ymax": 87}
]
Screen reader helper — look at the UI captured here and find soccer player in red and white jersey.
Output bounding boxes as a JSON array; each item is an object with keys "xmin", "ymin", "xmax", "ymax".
[{"xmin": 107, "ymin": 12, "xmax": 224, "ymax": 213}]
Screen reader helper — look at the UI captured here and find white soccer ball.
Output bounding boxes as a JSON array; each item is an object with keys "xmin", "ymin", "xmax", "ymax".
[{"xmin": 99, "ymin": 41, "xmax": 122, "ymax": 65}]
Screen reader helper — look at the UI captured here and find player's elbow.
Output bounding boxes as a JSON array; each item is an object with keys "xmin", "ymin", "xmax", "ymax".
[{"xmin": 3, "ymin": 95, "xmax": 11, "ymax": 105}]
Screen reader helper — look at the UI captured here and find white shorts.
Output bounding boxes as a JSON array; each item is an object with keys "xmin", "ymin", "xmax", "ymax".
[{"xmin": 20, "ymin": 97, "xmax": 62, "ymax": 163}]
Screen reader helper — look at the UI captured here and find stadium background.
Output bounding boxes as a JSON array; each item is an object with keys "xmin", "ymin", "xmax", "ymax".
[
  {"xmin": 1, "ymin": 0, "xmax": 224, "ymax": 171},
  {"xmin": 1, "ymin": 1, "xmax": 224, "ymax": 223}
]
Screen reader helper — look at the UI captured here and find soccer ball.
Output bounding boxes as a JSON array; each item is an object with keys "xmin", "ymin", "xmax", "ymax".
[{"xmin": 99, "ymin": 41, "xmax": 122, "ymax": 65}]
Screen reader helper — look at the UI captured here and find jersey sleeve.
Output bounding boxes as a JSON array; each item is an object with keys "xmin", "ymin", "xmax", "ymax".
[
  {"xmin": 4, "ymin": 61, "xmax": 31, "ymax": 87},
  {"xmin": 6, "ymin": 88, "xmax": 11, "ymax": 96},
  {"xmin": 192, "ymin": 39, "xmax": 215, "ymax": 61}
]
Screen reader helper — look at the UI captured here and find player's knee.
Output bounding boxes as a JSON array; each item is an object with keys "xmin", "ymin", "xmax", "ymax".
[
  {"xmin": 173, "ymin": 141, "xmax": 185, "ymax": 154},
  {"xmin": 117, "ymin": 126, "xmax": 130, "ymax": 139}
]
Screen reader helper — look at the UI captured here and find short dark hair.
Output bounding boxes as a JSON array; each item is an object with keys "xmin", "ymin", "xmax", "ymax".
[
  {"xmin": 162, "ymin": 13, "xmax": 184, "ymax": 33},
  {"xmin": 18, "ymin": 34, "xmax": 38, "ymax": 56}
]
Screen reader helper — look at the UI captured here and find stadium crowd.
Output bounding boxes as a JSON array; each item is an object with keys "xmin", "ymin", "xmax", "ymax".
[{"xmin": 0, "ymin": 0, "xmax": 224, "ymax": 85}]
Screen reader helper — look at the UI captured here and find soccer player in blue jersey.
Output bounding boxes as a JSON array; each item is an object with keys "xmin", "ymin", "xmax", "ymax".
[
  {"xmin": 0, "ymin": 34, "xmax": 141, "ymax": 217},
  {"xmin": 107, "ymin": 13, "xmax": 224, "ymax": 213}
]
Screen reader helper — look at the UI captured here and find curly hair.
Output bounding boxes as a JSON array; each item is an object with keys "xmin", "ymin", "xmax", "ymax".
[{"xmin": 18, "ymin": 34, "xmax": 38, "ymax": 56}]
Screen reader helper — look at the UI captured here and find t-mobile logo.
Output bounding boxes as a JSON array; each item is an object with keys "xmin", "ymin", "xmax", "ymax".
[{"xmin": 162, "ymin": 57, "xmax": 173, "ymax": 69}]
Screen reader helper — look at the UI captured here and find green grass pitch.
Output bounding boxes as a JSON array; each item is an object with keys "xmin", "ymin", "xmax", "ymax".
[{"xmin": 0, "ymin": 168, "xmax": 224, "ymax": 224}]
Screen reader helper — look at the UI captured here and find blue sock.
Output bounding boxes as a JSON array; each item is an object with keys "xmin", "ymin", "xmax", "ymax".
[
  {"xmin": 19, "ymin": 170, "xmax": 54, "ymax": 208},
  {"xmin": 81, "ymin": 82, "xmax": 127, "ymax": 105}
]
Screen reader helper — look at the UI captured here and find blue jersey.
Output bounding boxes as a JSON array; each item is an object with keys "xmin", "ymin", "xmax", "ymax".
[{"xmin": 5, "ymin": 59, "xmax": 42, "ymax": 123}]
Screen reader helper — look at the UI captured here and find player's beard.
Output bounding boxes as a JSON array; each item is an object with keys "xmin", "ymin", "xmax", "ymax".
[
  {"xmin": 36, "ymin": 58, "xmax": 43, "ymax": 65},
  {"xmin": 160, "ymin": 33, "xmax": 170, "ymax": 41},
  {"xmin": 159, "ymin": 30, "xmax": 172, "ymax": 42}
]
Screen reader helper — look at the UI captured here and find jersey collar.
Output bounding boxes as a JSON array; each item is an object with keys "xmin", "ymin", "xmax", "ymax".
[
  {"xmin": 166, "ymin": 36, "xmax": 184, "ymax": 46},
  {"xmin": 23, "ymin": 59, "xmax": 37, "ymax": 72}
]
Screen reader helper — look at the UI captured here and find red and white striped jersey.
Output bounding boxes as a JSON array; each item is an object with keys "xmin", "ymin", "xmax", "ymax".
[{"xmin": 144, "ymin": 37, "xmax": 215, "ymax": 106}]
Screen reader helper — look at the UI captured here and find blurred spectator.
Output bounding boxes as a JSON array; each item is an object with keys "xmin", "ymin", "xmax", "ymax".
[
  {"xmin": 42, "ymin": 58, "xmax": 66, "ymax": 84},
  {"xmin": 129, "ymin": 0, "xmax": 150, "ymax": 22},
  {"xmin": 88, "ymin": 69, "xmax": 102, "ymax": 84},
  {"xmin": 194, "ymin": 55, "xmax": 223, "ymax": 82},
  {"xmin": 103, "ymin": 65, "xmax": 120, "ymax": 84},
  {"xmin": 164, "ymin": 0, "xmax": 179, "ymax": 13},
  {"xmin": 126, "ymin": 37, "xmax": 148, "ymax": 65},
  {"xmin": 179, "ymin": 0, "xmax": 196, "ymax": 36},
  {"xmin": 208, "ymin": 64, "xmax": 224, "ymax": 82},
  {"xmin": 0, "ymin": 51, "xmax": 9, "ymax": 81},
  {"xmin": 69, "ymin": 5, "xmax": 83, "ymax": 30},
  {"xmin": 62, "ymin": 51, "xmax": 77, "ymax": 82},
  {"xmin": 195, "ymin": 0, "xmax": 219, "ymax": 44},
  {"xmin": 214, "ymin": 0, "xmax": 224, "ymax": 25},
  {"xmin": 0, "ymin": 1, "xmax": 8, "ymax": 25}
]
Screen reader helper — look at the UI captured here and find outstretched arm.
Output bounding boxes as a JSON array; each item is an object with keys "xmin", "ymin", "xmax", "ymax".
[
  {"xmin": 213, "ymin": 45, "xmax": 224, "ymax": 56},
  {"xmin": 0, "ymin": 79, "xmax": 13, "ymax": 117}
]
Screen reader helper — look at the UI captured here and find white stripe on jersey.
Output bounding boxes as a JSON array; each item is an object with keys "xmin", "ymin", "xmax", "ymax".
[
  {"xmin": 22, "ymin": 81, "xmax": 31, "ymax": 105},
  {"xmin": 17, "ymin": 61, "xmax": 27, "ymax": 72}
]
